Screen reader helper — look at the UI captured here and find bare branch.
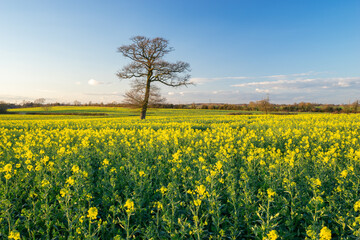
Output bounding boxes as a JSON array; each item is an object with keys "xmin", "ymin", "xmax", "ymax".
[{"xmin": 116, "ymin": 36, "xmax": 191, "ymax": 119}]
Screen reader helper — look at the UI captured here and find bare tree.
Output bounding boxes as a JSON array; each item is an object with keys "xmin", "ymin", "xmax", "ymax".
[
  {"xmin": 352, "ymin": 100, "xmax": 359, "ymax": 113},
  {"xmin": 123, "ymin": 80, "xmax": 166, "ymax": 107},
  {"xmin": 256, "ymin": 95, "xmax": 272, "ymax": 114},
  {"xmin": 34, "ymin": 98, "xmax": 46, "ymax": 106},
  {"xmin": 117, "ymin": 36, "xmax": 191, "ymax": 119}
]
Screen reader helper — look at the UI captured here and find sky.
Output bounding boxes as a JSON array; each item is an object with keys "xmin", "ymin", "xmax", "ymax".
[{"xmin": 0, "ymin": 0, "xmax": 359, "ymax": 104}]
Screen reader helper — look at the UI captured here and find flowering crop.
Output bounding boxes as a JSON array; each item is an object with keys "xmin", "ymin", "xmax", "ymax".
[{"xmin": 1, "ymin": 112, "xmax": 360, "ymax": 239}]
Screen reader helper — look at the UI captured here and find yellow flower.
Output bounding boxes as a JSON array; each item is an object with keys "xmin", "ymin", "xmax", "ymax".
[
  {"xmin": 102, "ymin": 159, "xmax": 109, "ymax": 166},
  {"xmin": 4, "ymin": 173, "xmax": 12, "ymax": 180},
  {"xmin": 267, "ymin": 188, "xmax": 276, "ymax": 201},
  {"xmin": 79, "ymin": 215, "xmax": 84, "ymax": 223},
  {"xmin": 340, "ymin": 170, "xmax": 348, "ymax": 178},
  {"xmin": 194, "ymin": 199, "xmax": 202, "ymax": 206},
  {"xmin": 29, "ymin": 191, "xmax": 38, "ymax": 198},
  {"xmin": 72, "ymin": 165, "xmax": 80, "ymax": 174},
  {"xmin": 354, "ymin": 200, "xmax": 360, "ymax": 212},
  {"xmin": 124, "ymin": 199, "xmax": 135, "ymax": 213},
  {"xmin": 3, "ymin": 163, "xmax": 12, "ymax": 172},
  {"xmin": 76, "ymin": 227, "xmax": 81, "ymax": 234},
  {"xmin": 159, "ymin": 186, "xmax": 167, "ymax": 195},
  {"xmin": 87, "ymin": 207, "xmax": 98, "ymax": 220},
  {"xmin": 27, "ymin": 165, "xmax": 33, "ymax": 171},
  {"xmin": 215, "ymin": 161, "xmax": 223, "ymax": 171},
  {"xmin": 139, "ymin": 170, "xmax": 145, "ymax": 177},
  {"xmin": 312, "ymin": 178, "xmax": 322, "ymax": 187},
  {"xmin": 206, "ymin": 176, "xmax": 211, "ymax": 183},
  {"xmin": 60, "ymin": 188, "xmax": 68, "ymax": 197},
  {"xmin": 196, "ymin": 184, "xmax": 206, "ymax": 196},
  {"xmin": 48, "ymin": 161, "xmax": 54, "ymax": 169},
  {"xmin": 86, "ymin": 194, "xmax": 93, "ymax": 200},
  {"xmin": 319, "ymin": 226, "xmax": 331, "ymax": 240},
  {"xmin": 15, "ymin": 164, "xmax": 21, "ymax": 168},
  {"xmin": 66, "ymin": 176, "xmax": 75, "ymax": 185},
  {"xmin": 41, "ymin": 179, "xmax": 50, "ymax": 187},
  {"xmin": 8, "ymin": 231, "xmax": 20, "ymax": 240},
  {"xmin": 153, "ymin": 201, "xmax": 163, "ymax": 210},
  {"xmin": 41, "ymin": 156, "xmax": 49, "ymax": 165},
  {"xmin": 264, "ymin": 230, "xmax": 278, "ymax": 240}
]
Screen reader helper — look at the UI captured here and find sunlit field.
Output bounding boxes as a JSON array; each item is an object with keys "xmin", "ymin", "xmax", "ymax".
[{"xmin": 1, "ymin": 108, "xmax": 360, "ymax": 239}]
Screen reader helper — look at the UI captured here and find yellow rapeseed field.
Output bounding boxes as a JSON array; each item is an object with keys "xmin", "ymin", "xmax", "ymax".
[{"xmin": 1, "ymin": 112, "xmax": 360, "ymax": 239}]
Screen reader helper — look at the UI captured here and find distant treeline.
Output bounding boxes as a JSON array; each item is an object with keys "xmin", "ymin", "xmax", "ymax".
[{"xmin": 1, "ymin": 99, "xmax": 359, "ymax": 113}]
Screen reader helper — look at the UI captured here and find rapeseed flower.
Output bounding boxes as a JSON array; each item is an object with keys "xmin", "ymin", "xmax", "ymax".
[
  {"xmin": 71, "ymin": 165, "xmax": 80, "ymax": 174},
  {"xmin": 319, "ymin": 226, "xmax": 331, "ymax": 240},
  {"xmin": 354, "ymin": 200, "xmax": 360, "ymax": 212},
  {"xmin": 263, "ymin": 230, "xmax": 278, "ymax": 240},
  {"xmin": 340, "ymin": 170, "xmax": 348, "ymax": 178},
  {"xmin": 8, "ymin": 231, "xmax": 20, "ymax": 240},
  {"xmin": 41, "ymin": 179, "xmax": 50, "ymax": 187},
  {"xmin": 194, "ymin": 199, "xmax": 202, "ymax": 206},
  {"xmin": 66, "ymin": 176, "xmax": 75, "ymax": 185},
  {"xmin": 124, "ymin": 199, "xmax": 135, "ymax": 213},
  {"xmin": 267, "ymin": 188, "xmax": 276, "ymax": 201},
  {"xmin": 3, "ymin": 164, "xmax": 12, "ymax": 172},
  {"xmin": 159, "ymin": 186, "xmax": 167, "ymax": 195},
  {"xmin": 87, "ymin": 207, "xmax": 98, "ymax": 220}
]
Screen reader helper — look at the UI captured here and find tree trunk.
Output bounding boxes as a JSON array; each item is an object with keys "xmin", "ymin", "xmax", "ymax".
[{"xmin": 140, "ymin": 78, "xmax": 151, "ymax": 119}]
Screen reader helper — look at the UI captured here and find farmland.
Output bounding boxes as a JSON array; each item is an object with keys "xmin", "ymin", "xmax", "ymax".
[{"xmin": 1, "ymin": 108, "xmax": 360, "ymax": 239}]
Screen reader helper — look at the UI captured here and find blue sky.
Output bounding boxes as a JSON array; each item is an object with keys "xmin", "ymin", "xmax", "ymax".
[{"xmin": 0, "ymin": 0, "xmax": 359, "ymax": 104}]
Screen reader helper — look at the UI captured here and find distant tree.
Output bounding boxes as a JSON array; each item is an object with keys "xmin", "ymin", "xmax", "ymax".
[
  {"xmin": 352, "ymin": 100, "xmax": 359, "ymax": 113},
  {"xmin": 34, "ymin": 98, "xmax": 46, "ymax": 106},
  {"xmin": 248, "ymin": 101, "xmax": 258, "ymax": 111},
  {"xmin": 73, "ymin": 100, "xmax": 81, "ymax": 106},
  {"xmin": 117, "ymin": 36, "xmax": 191, "ymax": 119},
  {"xmin": 256, "ymin": 95, "xmax": 272, "ymax": 114},
  {"xmin": 122, "ymin": 80, "xmax": 166, "ymax": 107},
  {"xmin": 0, "ymin": 101, "xmax": 8, "ymax": 114}
]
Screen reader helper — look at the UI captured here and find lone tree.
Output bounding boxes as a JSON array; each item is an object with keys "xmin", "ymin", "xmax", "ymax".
[
  {"xmin": 117, "ymin": 36, "xmax": 191, "ymax": 119},
  {"xmin": 123, "ymin": 79, "xmax": 166, "ymax": 107}
]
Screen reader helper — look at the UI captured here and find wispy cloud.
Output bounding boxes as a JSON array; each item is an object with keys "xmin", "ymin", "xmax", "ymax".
[
  {"xmin": 190, "ymin": 76, "xmax": 248, "ymax": 84},
  {"xmin": 232, "ymin": 75, "xmax": 360, "ymax": 93},
  {"xmin": 84, "ymin": 92, "xmax": 120, "ymax": 96},
  {"xmin": 36, "ymin": 89, "xmax": 56, "ymax": 93},
  {"xmin": 189, "ymin": 72, "xmax": 320, "ymax": 85},
  {"xmin": 232, "ymin": 78, "xmax": 316, "ymax": 88},
  {"xmin": 88, "ymin": 79, "xmax": 103, "ymax": 86},
  {"xmin": 263, "ymin": 71, "xmax": 318, "ymax": 79}
]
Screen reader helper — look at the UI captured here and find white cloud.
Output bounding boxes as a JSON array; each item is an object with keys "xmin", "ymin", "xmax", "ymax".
[
  {"xmin": 232, "ymin": 78, "xmax": 316, "ymax": 88},
  {"xmin": 190, "ymin": 76, "xmax": 248, "ymax": 84},
  {"xmin": 264, "ymin": 71, "xmax": 317, "ymax": 79},
  {"xmin": 189, "ymin": 72, "xmax": 319, "ymax": 85},
  {"xmin": 88, "ymin": 79, "xmax": 103, "ymax": 86},
  {"xmin": 167, "ymin": 92, "xmax": 175, "ymax": 95},
  {"xmin": 255, "ymin": 88, "xmax": 270, "ymax": 93}
]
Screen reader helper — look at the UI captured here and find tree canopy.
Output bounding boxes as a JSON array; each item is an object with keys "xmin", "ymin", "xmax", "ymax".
[{"xmin": 117, "ymin": 36, "xmax": 191, "ymax": 119}]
